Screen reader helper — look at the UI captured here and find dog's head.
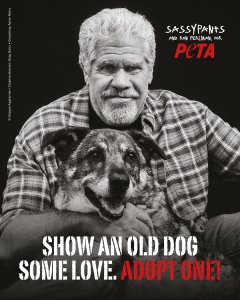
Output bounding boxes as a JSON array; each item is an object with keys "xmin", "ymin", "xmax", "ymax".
[{"xmin": 42, "ymin": 127, "xmax": 166, "ymax": 221}]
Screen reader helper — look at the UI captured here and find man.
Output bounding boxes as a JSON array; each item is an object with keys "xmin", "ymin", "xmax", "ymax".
[{"xmin": 0, "ymin": 8, "xmax": 240, "ymax": 270}]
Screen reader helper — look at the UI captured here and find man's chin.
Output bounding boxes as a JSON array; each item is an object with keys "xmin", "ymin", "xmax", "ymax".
[
  {"xmin": 104, "ymin": 112, "xmax": 139, "ymax": 127},
  {"xmin": 101, "ymin": 107, "xmax": 139, "ymax": 127}
]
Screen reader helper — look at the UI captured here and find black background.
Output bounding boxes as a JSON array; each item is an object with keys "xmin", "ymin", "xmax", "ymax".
[{"xmin": 2, "ymin": 1, "xmax": 240, "ymax": 217}]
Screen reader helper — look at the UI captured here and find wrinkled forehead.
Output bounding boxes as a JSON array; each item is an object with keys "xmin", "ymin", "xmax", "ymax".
[
  {"xmin": 92, "ymin": 35, "xmax": 151, "ymax": 64},
  {"xmin": 78, "ymin": 130, "xmax": 135, "ymax": 153}
]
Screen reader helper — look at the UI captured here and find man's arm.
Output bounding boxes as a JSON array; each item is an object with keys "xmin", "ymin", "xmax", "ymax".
[
  {"xmin": 1, "ymin": 203, "xmax": 154, "ymax": 266},
  {"xmin": 203, "ymin": 107, "xmax": 240, "ymax": 263},
  {"xmin": 206, "ymin": 107, "xmax": 240, "ymax": 181}
]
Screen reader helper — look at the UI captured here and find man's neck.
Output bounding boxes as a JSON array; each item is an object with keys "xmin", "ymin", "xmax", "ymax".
[{"xmin": 88, "ymin": 102, "xmax": 142, "ymax": 131}]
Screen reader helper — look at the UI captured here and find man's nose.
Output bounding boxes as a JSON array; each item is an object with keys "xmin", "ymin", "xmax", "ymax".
[{"xmin": 111, "ymin": 69, "xmax": 131, "ymax": 90}]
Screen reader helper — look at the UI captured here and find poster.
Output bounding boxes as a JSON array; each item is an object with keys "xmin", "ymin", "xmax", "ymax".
[{"xmin": 2, "ymin": 1, "xmax": 240, "ymax": 299}]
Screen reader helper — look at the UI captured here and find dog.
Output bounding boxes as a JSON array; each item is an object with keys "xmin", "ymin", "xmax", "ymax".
[
  {"xmin": 42, "ymin": 127, "xmax": 191, "ymax": 240},
  {"xmin": 42, "ymin": 127, "xmax": 240, "ymax": 300}
]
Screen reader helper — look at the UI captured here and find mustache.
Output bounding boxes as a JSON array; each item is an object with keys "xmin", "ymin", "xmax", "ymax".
[{"xmin": 101, "ymin": 89, "xmax": 139, "ymax": 99}]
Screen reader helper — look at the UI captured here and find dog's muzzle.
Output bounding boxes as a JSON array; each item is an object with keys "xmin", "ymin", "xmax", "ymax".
[{"xmin": 85, "ymin": 187, "xmax": 126, "ymax": 221}]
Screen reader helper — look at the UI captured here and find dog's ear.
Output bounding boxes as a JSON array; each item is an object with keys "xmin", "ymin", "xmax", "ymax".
[
  {"xmin": 127, "ymin": 130, "xmax": 166, "ymax": 163},
  {"xmin": 41, "ymin": 127, "xmax": 90, "ymax": 162}
]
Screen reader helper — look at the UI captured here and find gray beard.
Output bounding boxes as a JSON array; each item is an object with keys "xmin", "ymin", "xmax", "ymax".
[{"xmin": 101, "ymin": 103, "xmax": 140, "ymax": 126}]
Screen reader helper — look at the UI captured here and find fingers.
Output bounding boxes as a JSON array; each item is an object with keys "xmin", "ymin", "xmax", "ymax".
[
  {"xmin": 136, "ymin": 204, "xmax": 147, "ymax": 210},
  {"xmin": 145, "ymin": 208, "xmax": 157, "ymax": 216},
  {"xmin": 130, "ymin": 217, "xmax": 152, "ymax": 239},
  {"xmin": 126, "ymin": 203, "xmax": 156, "ymax": 236}
]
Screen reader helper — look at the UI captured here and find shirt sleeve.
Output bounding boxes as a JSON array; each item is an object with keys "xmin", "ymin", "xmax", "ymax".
[
  {"xmin": 0, "ymin": 135, "xmax": 52, "ymax": 235},
  {"xmin": 206, "ymin": 107, "xmax": 240, "ymax": 182}
]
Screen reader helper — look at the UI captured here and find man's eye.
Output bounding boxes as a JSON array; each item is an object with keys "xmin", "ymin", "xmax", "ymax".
[
  {"xmin": 101, "ymin": 65, "xmax": 115, "ymax": 73},
  {"xmin": 125, "ymin": 66, "xmax": 140, "ymax": 72}
]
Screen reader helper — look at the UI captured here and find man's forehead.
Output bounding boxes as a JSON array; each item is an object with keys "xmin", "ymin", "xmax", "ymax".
[
  {"xmin": 96, "ymin": 50, "xmax": 146, "ymax": 65},
  {"xmin": 94, "ymin": 36, "xmax": 150, "ymax": 63}
]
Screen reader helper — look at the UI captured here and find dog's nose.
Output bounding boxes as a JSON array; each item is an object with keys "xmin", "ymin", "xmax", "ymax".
[{"xmin": 109, "ymin": 169, "xmax": 130, "ymax": 191}]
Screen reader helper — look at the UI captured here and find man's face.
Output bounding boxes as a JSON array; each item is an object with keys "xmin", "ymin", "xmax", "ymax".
[{"xmin": 86, "ymin": 36, "xmax": 153, "ymax": 127}]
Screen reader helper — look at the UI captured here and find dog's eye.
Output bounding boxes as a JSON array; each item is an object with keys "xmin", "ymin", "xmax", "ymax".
[
  {"xmin": 125, "ymin": 151, "xmax": 137, "ymax": 163},
  {"xmin": 87, "ymin": 150, "xmax": 102, "ymax": 161}
]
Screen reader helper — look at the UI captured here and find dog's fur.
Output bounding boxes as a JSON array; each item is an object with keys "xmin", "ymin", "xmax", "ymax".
[
  {"xmin": 42, "ymin": 127, "xmax": 240, "ymax": 300},
  {"xmin": 42, "ymin": 127, "xmax": 191, "ymax": 240}
]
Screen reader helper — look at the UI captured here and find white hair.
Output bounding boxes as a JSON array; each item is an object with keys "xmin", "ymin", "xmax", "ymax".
[{"xmin": 78, "ymin": 8, "xmax": 156, "ymax": 75}]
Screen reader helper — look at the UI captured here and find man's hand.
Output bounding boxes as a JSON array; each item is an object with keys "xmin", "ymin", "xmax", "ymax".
[{"xmin": 86, "ymin": 203, "xmax": 156, "ymax": 255}]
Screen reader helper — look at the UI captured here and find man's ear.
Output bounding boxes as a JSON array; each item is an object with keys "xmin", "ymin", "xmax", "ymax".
[
  {"xmin": 127, "ymin": 130, "xmax": 166, "ymax": 164},
  {"xmin": 147, "ymin": 64, "xmax": 153, "ymax": 84},
  {"xmin": 148, "ymin": 68, "xmax": 153, "ymax": 84},
  {"xmin": 41, "ymin": 127, "xmax": 90, "ymax": 162},
  {"xmin": 83, "ymin": 70, "xmax": 89, "ymax": 85},
  {"xmin": 82, "ymin": 62, "xmax": 90, "ymax": 86}
]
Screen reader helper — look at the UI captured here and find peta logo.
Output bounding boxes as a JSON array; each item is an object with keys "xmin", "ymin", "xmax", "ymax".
[{"xmin": 174, "ymin": 43, "xmax": 215, "ymax": 59}]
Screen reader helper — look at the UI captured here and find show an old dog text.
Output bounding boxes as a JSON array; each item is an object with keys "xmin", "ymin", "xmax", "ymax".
[{"xmin": 18, "ymin": 235, "xmax": 221, "ymax": 281}]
